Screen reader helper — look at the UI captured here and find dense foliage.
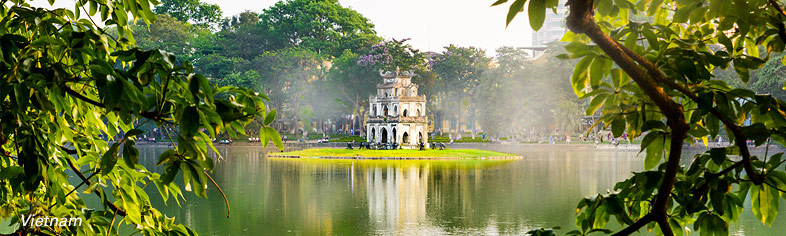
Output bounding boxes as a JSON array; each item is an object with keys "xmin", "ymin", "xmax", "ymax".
[
  {"xmin": 496, "ymin": 0, "xmax": 786, "ymax": 235},
  {"xmin": 0, "ymin": 0, "xmax": 281, "ymax": 235},
  {"xmin": 357, "ymin": 38, "xmax": 425, "ymax": 72}
]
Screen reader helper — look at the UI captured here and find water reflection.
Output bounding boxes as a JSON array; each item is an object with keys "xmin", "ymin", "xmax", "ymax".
[{"xmin": 136, "ymin": 146, "xmax": 785, "ymax": 235}]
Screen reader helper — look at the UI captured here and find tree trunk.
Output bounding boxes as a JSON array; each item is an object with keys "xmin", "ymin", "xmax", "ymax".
[
  {"xmin": 455, "ymin": 94, "xmax": 463, "ymax": 139},
  {"xmin": 353, "ymin": 94, "xmax": 360, "ymax": 135}
]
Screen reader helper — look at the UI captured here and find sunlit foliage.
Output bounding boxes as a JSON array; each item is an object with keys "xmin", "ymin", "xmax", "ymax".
[
  {"xmin": 496, "ymin": 0, "xmax": 786, "ymax": 235},
  {"xmin": 0, "ymin": 0, "xmax": 281, "ymax": 235}
]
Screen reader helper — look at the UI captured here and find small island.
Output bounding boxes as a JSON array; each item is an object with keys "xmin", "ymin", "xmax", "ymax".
[{"xmin": 268, "ymin": 148, "xmax": 521, "ymax": 160}]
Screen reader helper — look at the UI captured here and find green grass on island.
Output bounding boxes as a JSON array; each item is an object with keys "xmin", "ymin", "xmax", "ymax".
[{"xmin": 270, "ymin": 148, "xmax": 518, "ymax": 159}]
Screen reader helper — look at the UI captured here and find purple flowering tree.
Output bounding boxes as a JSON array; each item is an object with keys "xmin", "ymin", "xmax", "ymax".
[{"xmin": 357, "ymin": 38, "xmax": 426, "ymax": 73}]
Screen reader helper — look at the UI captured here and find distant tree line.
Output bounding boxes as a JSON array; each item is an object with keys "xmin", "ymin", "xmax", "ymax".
[{"xmin": 141, "ymin": 0, "xmax": 786, "ymax": 143}]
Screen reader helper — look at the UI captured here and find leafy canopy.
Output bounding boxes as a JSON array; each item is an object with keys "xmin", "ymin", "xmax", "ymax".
[
  {"xmin": 154, "ymin": 0, "xmax": 222, "ymax": 28},
  {"xmin": 357, "ymin": 38, "xmax": 425, "ymax": 73},
  {"xmin": 495, "ymin": 0, "xmax": 786, "ymax": 235},
  {"xmin": 0, "ymin": 0, "xmax": 281, "ymax": 235},
  {"xmin": 260, "ymin": 0, "xmax": 380, "ymax": 57}
]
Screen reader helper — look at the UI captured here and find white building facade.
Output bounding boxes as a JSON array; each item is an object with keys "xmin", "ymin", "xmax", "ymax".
[{"xmin": 366, "ymin": 70, "xmax": 428, "ymax": 148}]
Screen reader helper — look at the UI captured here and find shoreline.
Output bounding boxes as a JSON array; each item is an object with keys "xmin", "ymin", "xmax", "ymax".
[
  {"xmin": 267, "ymin": 148, "xmax": 522, "ymax": 160},
  {"xmin": 266, "ymin": 154, "xmax": 522, "ymax": 160},
  {"xmin": 134, "ymin": 141, "xmax": 785, "ymax": 153}
]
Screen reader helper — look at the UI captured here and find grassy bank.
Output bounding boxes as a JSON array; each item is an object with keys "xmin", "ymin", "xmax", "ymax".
[{"xmin": 270, "ymin": 148, "xmax": 517, "ymax": 159}]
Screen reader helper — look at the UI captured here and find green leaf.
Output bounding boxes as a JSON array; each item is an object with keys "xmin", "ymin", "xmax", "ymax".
[
  {"xmin": 122, "ymin": 140, "xmax": 139, "ymax": 168},
  {"xmin": 708, "ymin": 0, "xmax": 730, "ymax": 18},
  {"xmin": 611, "ymin": 118, "xmax": 625, "ymax": 138},
  {"xmin": 491, "ymin": 0, "xmax": 508, "ymax": 6},
  {"xmin": 644, "ymin": 135, "xmax": 664, "ymax": 170},
  {"xmin": 751, "ymin": 184, "xmax": 780, "ymax": 225},
  {"xmin": 673, "ymin": 3, "xmax": 696, "ymax": 23},
  {"xmin": 506, "ymin": 0, "xmax": 527, "ymax": 27},
  {"xmin": 571, "ymin": 57, "xmax": 592, "ymax": 96},
  {"xmin": 704, "ymin": 213, "xmax": 729, "ymax": 236},
  {"xmin": 188, "ymin": 74, "xmax": 201, "ymax": 100},
  {"xmin": 180, "ymin": 106, "xmax": 199, "ymax": 138},
  {"xmin": 0, "ymin": 166, "xmax": 23, "ymax": 180},
  {"xmin": 586, "ymin": 94, "xmax": 608, "ymax": 116},
  {"xmin": 89, "ymin": 0, "xmax": 97, "ymax": 15},
  {"xmin": 161, "ymin": 161, "xmax": 180, "ymax": 185},
  {"xmin": 103, "ymin": 76, "xmax": 123, "ymax": 109},
  {"xmin": 154, "ymin": 180, "xmax": 169, "ymax": 203},
  {"xmin": 528, "ymin": 0, "xmax": 546, "ymax": 31},
  {"xmin": 647, "ymin": 0, "xmax": 664, "ymax": 16},
  {"xmin": 199, "ymin": 110, "xmax": 216, "ymax": 137},
  {"xmin": 124, "ymin": 128, "xmax": 144, "ymax": 138},
  {"xmin": 100, "ymin": 143, "xmax": 120, "ymax": 175},
  {"xmin": 183, "ymin": 160, "xmax": 207, "ymax": 198},
  {"xmin": 767, "ymin": 153, "xmax": 784, "ymax": 172},
  {"xmin": 706, "ymin": 114, "xmax": 720, "ymax": 138},
  {"xmin": 157, "ymin": 149, "xmax": 177, "ymax": 166},
  {"xmin": 718, "ymin": 33, "xmax": 733, "ymax": 51},
  {"xmin": 260, "ymin": 125, "xmax": 268, "ymax": 148},
  {"xmin": 264, "ymin": 109, "xmax": 277, "ymax": 126},
  {"xmin": 710, "ymin": 148, "xmax": 726, "ymax": 165},
  {"xmin": 265, "ymin": 127, "xmax": 284, "ymax": 151},
  {"xmin": 589, "ymin": 57, "xmax": 604, "ymax": 87}
]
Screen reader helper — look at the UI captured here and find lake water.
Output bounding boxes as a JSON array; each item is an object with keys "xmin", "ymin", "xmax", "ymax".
[{"xmin": 135, "ymin": 145, "xmax": 786, "ymax": 235}]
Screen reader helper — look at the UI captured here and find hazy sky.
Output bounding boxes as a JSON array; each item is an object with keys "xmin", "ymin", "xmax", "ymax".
[
  {"xmin": 29, "ymin": 0, "xmax": 535, "ymax": 54},
  {"xmin": 202, "ymin": 0, "xmax": 535, "ymax": 53}
]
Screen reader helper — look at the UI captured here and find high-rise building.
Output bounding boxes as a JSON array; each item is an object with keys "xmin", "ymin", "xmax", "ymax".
[{"xmin": 531, "ymin": 0, "xmax": 568, "ymax": 46}]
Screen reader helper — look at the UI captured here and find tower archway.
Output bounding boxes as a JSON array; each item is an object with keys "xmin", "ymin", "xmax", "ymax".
[
  {"xmin": 381, "ymin": 128, "xmax": 388, "ymax": 143},
  {"xmin": 403, "ymin": 132, "xmax": 409, "ymax": 144}
]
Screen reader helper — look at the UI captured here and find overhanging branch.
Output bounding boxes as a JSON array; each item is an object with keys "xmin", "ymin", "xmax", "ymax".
[
  {"xmin": 61, "ymin": 146, "xmax": 127, "ymax": 216},
  {"xmin": 63, "ymin": 86, "xmax": 171, "ymax": 124},
  {"xmin": 615, "ymin": 40, "xmax": 764, "ymax": 185},
  {"xmin": 565, "ymin": 1, "xmax": 687, "ymax": 235}
]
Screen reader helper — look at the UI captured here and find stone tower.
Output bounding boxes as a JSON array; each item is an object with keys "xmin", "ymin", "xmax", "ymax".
[{"xmin": 366, "ymin": 69, "xmax": 428, "ymax": 147}]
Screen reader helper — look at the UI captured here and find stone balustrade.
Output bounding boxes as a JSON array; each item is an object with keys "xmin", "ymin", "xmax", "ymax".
[
  {"xmin": 370, "ymin": 95, "xmax": 426, "ymax": 103},
  {"xmin": 367, "ymin": 116, "xmax": 427, "ymax": 123}
]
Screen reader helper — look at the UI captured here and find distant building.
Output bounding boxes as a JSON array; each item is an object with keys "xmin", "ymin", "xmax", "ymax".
[
  {"xmin": 531, "ymin": 0, "xmax": 568, "ymax": 46},
  {"xmin": 366, "ymin": 69, "xmax": 429, "ymax": 148}
]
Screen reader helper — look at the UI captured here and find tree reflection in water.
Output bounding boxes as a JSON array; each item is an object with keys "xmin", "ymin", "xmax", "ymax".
[{"xmin": 136, "ymin": 146, "xmax": 786, "ymax": 236}]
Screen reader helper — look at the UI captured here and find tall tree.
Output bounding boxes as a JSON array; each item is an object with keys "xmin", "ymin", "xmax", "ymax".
[
  {"xmin": 477, "ymin": 47, "xmax": 530, "ymax": 138},
  {"xmin": 497, "ymin": 0, "xmax": 786, "ymax": 235},
  {"xmin": 326, "ymin": 50, "xmax": 380, "ymax": 132},
  {"xmin": 430, "ymin": 45, "xmax": 490, "ymax": 137},
  {"xmin": 259, "ymin": 0, "xmax": 380, "ymax": 57},
  {"xmin": 252, "ymin": 48, "xmax": 326, "ymax": 135},
  {"xmin": 357, "ymin": 38, "xmax": 425, "ymax": 73},
  {"xmin": 154, "ymin": 0, "xmax": 222, "ymax": 29},
  {"xmin": 216, "ymin": 11, "xmax": 273, "ymax": 61},
  {"xmin": 132, "ymin": 14, "xmax": 195, "ymax": 58}
]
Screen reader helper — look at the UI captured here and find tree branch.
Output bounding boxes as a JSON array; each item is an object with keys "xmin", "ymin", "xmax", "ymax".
[
  {"xmin": 61, "ymin": 146, "xmax": 127, "ymax": 216},
  {"xmin": 63, "ymin": 86, "xmax": 171, "ymax": 124},
  {"xmin": 203, "ymin": 170, "xmax": 230, "ymax": 218},
  {"xmin": 612, "ymin": 213, "xmax": 654, "ymax": 236},
  {"xmin": 565, "ymin": 1, "xmax": 688, "ymax": 235},
  {"xmin": 615, "ymin": 40, "xmax": 764, "ymax": 185}
]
